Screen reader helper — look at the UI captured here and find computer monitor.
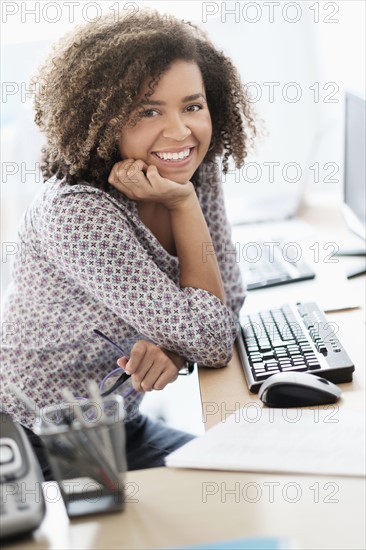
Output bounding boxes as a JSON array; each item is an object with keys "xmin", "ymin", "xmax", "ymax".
[{"xmin": 343, "ymin": 91, "xmax": 366, "ymax": 242}]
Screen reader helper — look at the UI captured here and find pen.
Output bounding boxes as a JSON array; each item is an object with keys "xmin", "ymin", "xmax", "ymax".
[
  {"xmin": 87, "ymin": 381, "xmax": 118, "ymax": 473},
  {"xmin": 61, "ymin": 388, "xmax": 120, "ymax": 491},
  {"xmin": 9, "ymin": 383, "xmax": 54, "ymax": 428},
  {"xmin": 93, "ymin": 329, "xmax": 131, "ymax": 397}
]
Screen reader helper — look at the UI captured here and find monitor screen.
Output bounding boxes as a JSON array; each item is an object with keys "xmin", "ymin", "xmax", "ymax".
[{"xmin": 344, "ymin": 91, "xmax": 366, "ymax": 241}]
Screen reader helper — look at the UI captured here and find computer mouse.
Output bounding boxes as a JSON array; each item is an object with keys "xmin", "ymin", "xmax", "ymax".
[{"xmin": 259, "ymin": 372, "xmax": 341, "ymax": 408}]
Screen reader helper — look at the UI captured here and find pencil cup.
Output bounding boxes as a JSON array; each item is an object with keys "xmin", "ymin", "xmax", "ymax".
[{"xmin": 34, "ymin": 395, "xmax": 126, "ymax": 517}]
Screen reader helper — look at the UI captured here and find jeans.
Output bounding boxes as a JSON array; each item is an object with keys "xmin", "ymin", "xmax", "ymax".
[{"xmin": 22, "ymin": 414, "xmax": 195, "ymax": 481}]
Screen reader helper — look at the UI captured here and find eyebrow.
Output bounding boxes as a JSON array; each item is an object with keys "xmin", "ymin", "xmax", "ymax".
[{"xmin": 141, "ymin": 93, "xmax": 206, "ymax": 106}]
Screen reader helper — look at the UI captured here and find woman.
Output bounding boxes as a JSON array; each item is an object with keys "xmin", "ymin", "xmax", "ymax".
[{"xmin": 0, "ymin": 9, "xmax": 256, "ymax": 475}]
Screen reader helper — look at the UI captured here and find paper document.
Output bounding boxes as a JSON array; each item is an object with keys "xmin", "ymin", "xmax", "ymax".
[{"xmin": 166, "ymin": 408, "xmax": 365, "ymax": 477}]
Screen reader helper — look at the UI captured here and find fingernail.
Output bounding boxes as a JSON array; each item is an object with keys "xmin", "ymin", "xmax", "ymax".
[{"xmin": 124, "ymin": 361, "xmax": 131, "ymax": 373}]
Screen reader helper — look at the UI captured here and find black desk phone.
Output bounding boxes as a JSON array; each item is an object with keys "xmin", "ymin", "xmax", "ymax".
[{"xmin": 0, "ymin": 410, "xmax": 45, "ymax": 539}]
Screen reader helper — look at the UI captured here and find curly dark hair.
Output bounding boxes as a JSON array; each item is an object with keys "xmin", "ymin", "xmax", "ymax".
[{"xmin": 31, "ymin": 8, "xmax": 257, "ymax": 189}]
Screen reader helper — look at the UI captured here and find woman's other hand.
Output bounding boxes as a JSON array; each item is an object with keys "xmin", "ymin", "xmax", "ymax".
[
  {"xmin": 117, "ymin": 340, "xmax": 185, "ymax": 392},
  {"xmin": 108, "ymin": 159, "xmax": 194, "ymax": 210}
]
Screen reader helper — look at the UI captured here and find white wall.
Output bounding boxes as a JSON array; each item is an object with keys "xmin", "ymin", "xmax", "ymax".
[{"xmin": 201, "ymin": 1, "xmax": 365, "ymax": 222}]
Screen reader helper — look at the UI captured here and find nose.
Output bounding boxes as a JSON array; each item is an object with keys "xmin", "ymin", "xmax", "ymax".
[{"xmin": 162, "ymin": 113, "xmax": 191, "ymax": 141}]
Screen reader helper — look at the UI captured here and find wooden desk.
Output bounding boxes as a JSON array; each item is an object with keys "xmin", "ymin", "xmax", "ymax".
[
  {"xmin": 200, "ymin": 194, "xmax": 366, "ymax": 426},
  {"xmin": 4, "ymin": 469, "xmax": 365, "ymax": 550},
  {"xmin": 3, "ymin": 196, "xmax": 365, "ymax": 550},
  {"xmin": 199, "ymin": 303, "xmax": 365, "ymax": 430}
]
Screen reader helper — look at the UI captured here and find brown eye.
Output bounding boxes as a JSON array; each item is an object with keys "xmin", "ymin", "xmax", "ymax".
[
  {"xmin": 142, "ymin": 109, "xmax": 158, "ymax": 118},
  {"xmin": 186, "ymin": 104, "xmax": 203, "ymax": 112}
]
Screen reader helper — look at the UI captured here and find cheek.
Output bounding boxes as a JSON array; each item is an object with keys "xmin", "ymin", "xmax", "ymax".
[
  {"xmin": 200, "ymin": 113, "xmax": 212, "ymax": 137},
  {"xmin": 119, "ymin": 129, "xmax": 141, "ymax": 158},
  {"xmin": 118, "ymin": 132, "xmax": 127, "ymax": 158},
  {"xmin": 198, "ymin": 116, "xmax": 213, "ymax": 149},
  {"xmin": 119, "ymin": 124, "xmax": 157, "ymax": 158}
]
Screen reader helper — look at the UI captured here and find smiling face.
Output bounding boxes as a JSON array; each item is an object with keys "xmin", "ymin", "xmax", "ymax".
[{"xmin": 118, "ymin": 60, "xmax": 212, "ymax": 184}]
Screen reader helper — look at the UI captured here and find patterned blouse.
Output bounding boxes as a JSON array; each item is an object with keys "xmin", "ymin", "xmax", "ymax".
[{"xmin": 0, "ymin": 162, "xmax": 246, "ymax": 429}]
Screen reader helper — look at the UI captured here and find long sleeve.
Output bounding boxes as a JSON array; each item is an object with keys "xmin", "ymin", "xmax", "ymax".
[
  {"xmin": 39, "ymin": 182, "xmax": 239, "ymax": 367},
  {"xmin": 196, "ymin": 163, "xmax": 247, "ymax": 322}
]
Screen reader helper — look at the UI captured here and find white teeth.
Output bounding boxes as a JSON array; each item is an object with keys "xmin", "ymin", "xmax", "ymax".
[{"xmin": 155, "ymin": 148, "xmax": 191, "ymax": 161}]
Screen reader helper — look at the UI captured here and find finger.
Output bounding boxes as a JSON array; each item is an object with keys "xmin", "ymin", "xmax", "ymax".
[
  {"xmin": 124, "ymin": 341, "xmax": 148, "ymax": 374},
  {"xmin": 130, "ymin": 354, "xmax": 165, "ymax": 392},
  {"xmin": 117, "ymin": 161, "xmax": 141, "ymax": 184},
  {"xmin": 109, "ymin": 166, "xmax": 154, "ymax": 205},
  {"xmin": 130, "ymin": 359, "xmax": 156, "ymax": 392},
  {"xmin": 116, "ymin": 356, "xmax": 129, "ymax": 369},
  {"xmin": 153, "ymin": 365, "xmax": 179, "ymax": 391},
  {"xmin": 126, "ymin": 159, "xmax": 148, "ymax": 177},
  {"xmin": 117, "ymin": 161, "xmax": 151, "ymax": 189},
  {"xmin": 145, "ymin": 164, "xmax": 161, "ymax": 182},
  {"xmin": 125, "ymin": 341, "xmax": 163, "ymax": 389},
  {"xmin": 139, "ymin": 362, "xmax": 166, "ymax": 392},
  {"xmin": 108, "ymin": 159, "xmax": 135, "ymax": 185},
  {"xmin": 112, "ymin": 159, "xmax": 148, "ymax": 184}
]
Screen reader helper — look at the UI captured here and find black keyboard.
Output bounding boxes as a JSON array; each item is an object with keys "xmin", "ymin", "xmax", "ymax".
[
  {"xmin": 237, "ymin": 302, "xmax": 355, "ymax": 392},
  {"xmin": 239, "ymin": 238, "xmax": 316, "ymax": 290}
]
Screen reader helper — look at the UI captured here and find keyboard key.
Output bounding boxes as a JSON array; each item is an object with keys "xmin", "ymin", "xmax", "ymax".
[
  {"xmin": 247, "ymin": 346, "xmax": 259, "ymax": 352},
  {"xmin": 271, "ymin": 340, "xmax": 288, "ymax": 348},
  {"xmin": 281, "ymin": 365, "xmax": 308, "ymax": 372},
  {"xmin": 252, "ymin": 362, "xmax": 265, "ymax": 371},
  {"xmin": 265, "ymin": 362, "xmax": 279, "ymax": 369},
  {"xmin": 252, "ymin": 369, "xmax": 266, "ymax": 376},
  {"xmin": 258, "ymin": 344, "xmax": 272, "ymax": 352},
  {"xmin": 278, "ymin": 358, "xmax": 292, "ymax": 365},
  {"xmin": 306, "ymin": 358, "xmax": 321, "ymax": 365},
  {"xmin": 281, "ymin": 338, "xmax": 296, "ymax": 345},
  {"xmin": 254, "ymin": 372, "xmax": 272, "ymax": 380},
  {"xmin": 306, "ymin": 361, "xmax": 319, "ymax": 368},
  {"xmin": 300, "ymin": 345, "xmax": 313, "ymax": 352}
]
